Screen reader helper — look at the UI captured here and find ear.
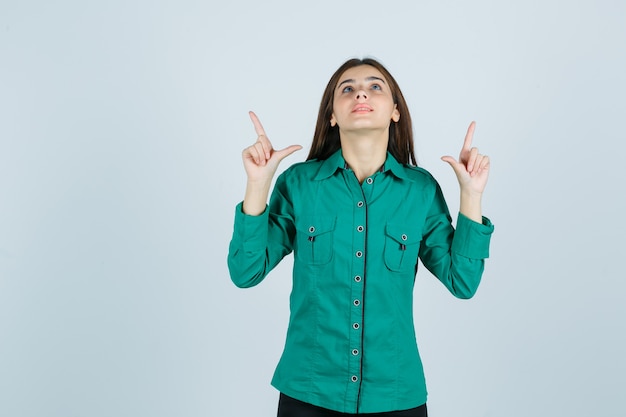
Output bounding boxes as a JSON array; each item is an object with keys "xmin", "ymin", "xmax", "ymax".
[
  {"xmin": 391, "ymin": 106, "xmax": 400, "ymax": 123},
  {"xmin": 330, "ymin": 113, "xmax": 337, "ymax": 127}
]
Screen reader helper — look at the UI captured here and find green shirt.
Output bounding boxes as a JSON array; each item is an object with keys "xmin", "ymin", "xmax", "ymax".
[{"xmin": 227, "ymin": 149, "xmax": 494, "ymax": 413}]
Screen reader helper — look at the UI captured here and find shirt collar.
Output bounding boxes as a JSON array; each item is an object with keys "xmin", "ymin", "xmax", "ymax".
[
  {"xmin": 313, "ymin": 149, "xmax": 347, "ymax": 180},
  {"xmin": 313, "ymin": 149, "xmax": 413, "ymax": 181},
  {"xmin": 381, "ymin": 151, "xmax": 412, "ymax": 181}
]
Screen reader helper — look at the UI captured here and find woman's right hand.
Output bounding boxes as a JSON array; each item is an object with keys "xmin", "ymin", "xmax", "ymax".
[
  {"xmin": 242, "ymin": 111, "xmax": 302, "ymax": 183},
  {"xmin": 241, "ymin": 111, "xmax": 302, "ymax": 215}
]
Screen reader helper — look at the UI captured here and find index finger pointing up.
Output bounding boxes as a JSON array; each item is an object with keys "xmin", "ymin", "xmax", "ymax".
[
  {"xmin": 249, "ymin": 111, "xmax": 267, "ymax": 137},
  {"xmin": 462, "ymin": 121, "xmax": 476, "ymax": 151}
]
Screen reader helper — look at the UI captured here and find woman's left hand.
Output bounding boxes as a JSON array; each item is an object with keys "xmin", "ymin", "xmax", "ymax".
[{"xmin": 441, "ymin": 121, "xmax": 490, "ymax": 195}]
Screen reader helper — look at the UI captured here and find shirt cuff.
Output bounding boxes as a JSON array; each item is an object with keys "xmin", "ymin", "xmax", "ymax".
[
  {"xmin": 233, "ymin": 202, "xmax": 269, "ymax": 252},
  {"xmin": 451, "ymin": 212, "xmax": 494, "ymax": 259}
]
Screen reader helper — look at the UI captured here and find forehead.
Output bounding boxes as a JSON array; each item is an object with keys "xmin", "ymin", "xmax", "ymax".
[{"xmin": 336, "ymin": 65, "xmax": 388, "ymax": 85}]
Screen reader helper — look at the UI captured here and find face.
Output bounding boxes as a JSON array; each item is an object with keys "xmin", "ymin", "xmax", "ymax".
[{"xmin": 330, "ymin": 65, "xmax": 400, "ymax": 133}]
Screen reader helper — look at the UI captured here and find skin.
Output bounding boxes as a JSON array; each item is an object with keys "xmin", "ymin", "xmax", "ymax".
[
  {"xmin": 330, "ymin": 65, "xmax": 400, "ymax": 183},
  {"xmin": 241, "ymin": 111, "xmax": 302, "ymax": 216},
  {"xmin": 241, "ymin": 65, "xmax": 490, "ymax": 223}
]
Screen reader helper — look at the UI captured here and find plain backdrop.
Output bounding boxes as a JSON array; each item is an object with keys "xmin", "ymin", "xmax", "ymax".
[{"xmin": 1, "ymin": 1, "xmax": 625, "ymax": 416}]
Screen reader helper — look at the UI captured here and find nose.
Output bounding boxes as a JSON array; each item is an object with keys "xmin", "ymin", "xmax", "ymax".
[{"xmin": 355, "ymin": 89, "xmax": 368, "ymax": 100}]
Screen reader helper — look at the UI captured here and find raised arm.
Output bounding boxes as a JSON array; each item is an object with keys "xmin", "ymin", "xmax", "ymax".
[
  {"xmin": 440, "ymin": 121, "xmax": 490, "ymax": 223},
  {"xmin": 242, "ymin": 111, "xmax": 302, "ymax": 215}
]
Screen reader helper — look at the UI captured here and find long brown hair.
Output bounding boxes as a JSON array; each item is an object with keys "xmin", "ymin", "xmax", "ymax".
[{"xmin": 306, "ymin": 58, "xmax": 416, "ymax": 166}]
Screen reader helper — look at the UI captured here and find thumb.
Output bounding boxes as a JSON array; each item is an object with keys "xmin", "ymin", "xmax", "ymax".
[
  {"xmin": 441, "ymin": 155, "xmax": 466, "ymax": 176},
  {"xmin": 440, "ymin": 155, "xmax": 458, "ymax": 166},
  {"xmin": 274, "ymin": 145, "xmax": 303, "ymax": 161}
]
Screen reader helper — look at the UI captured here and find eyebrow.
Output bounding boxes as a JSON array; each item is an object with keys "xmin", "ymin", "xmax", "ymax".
[{"xmin": 337, "ymin": 76, "xmax": 386, "ymax": 89}]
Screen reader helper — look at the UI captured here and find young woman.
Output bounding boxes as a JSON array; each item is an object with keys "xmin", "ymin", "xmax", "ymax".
[{"xmin": 227, "ymin": 58, "xmax": 494, "ymax": 416}]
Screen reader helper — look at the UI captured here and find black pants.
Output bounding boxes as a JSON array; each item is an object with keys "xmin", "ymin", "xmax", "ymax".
[{"xmin": 277, "ymin": 393, "xmax": 427, "ymax": 417}]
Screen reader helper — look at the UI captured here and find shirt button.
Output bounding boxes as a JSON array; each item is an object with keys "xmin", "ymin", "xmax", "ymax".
[
  {"xmin": 353, "ymin": 323, "xmax": 360, "ymax": 330},
  {"xmin": 357, "ymin": 225, "xmax": 364, "ymax": 232},
  {"xmin": 366, "ymin": 178, "xmax": 373, "ymax": 185},
  {"xmin": 357, "ymin": 201, "xmax": 364, "ymax": 208},
  {"xmin": 353, "ymin": 299, "xmax": 360, "ymax": 306},
  {"xmin": 351, "ymin": 375, "xmax": 359, "ymax": 382},
  {"xmin": 401, "ymin": 233, "xmax": 408, "ymax": 241},
  {"xmin": 352, "ymin": 349, "xmax": 359, "ymax": 356},
  {"xmin": 309, "ymin": 226, "xmax": 316, "ymax": 233},
  {"xmin": 356, "ymin": 251, "xmax": 363, "ymax": 258},
  {"xmin": 354, "ymin": 275, "xmax": 362, "ymax": 282}
]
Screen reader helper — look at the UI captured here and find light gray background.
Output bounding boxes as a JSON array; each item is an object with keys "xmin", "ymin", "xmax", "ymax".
[{"xmin": 1, "ymin": 1, "xmax": 624, "ymax": 416}]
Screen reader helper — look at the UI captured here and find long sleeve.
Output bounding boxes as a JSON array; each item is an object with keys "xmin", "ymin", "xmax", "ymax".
[
  {"xmin": 227, "ymin": 173, "xmax": 296, "ymax": 288},
  {"xmin": 418, "ymin": 183, "xmax": 494, "ymax": 299}
]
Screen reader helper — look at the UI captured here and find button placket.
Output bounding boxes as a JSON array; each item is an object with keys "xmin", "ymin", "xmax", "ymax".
[{"xmin": 348, "ymin": 189, "xmax": 367, "ymax": 400}]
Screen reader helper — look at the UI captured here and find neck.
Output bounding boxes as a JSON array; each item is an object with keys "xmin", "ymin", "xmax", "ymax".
[{"xmin": 340, "ymin": 129, "xmax": 388, "ymax": 183}]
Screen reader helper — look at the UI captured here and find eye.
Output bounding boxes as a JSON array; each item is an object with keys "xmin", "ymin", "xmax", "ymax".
[
  {"xmin": 342, "ymin": 86, "xmax": 354, "ymax": 93},
  {"xmin": 371, "ymin": 84, "xmax": 382, "ymax": 91}
]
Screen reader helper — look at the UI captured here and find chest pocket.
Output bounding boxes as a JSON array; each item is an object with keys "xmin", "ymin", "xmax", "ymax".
[
  {"xmin": 295, "ymin": 216, "xmax": 336, "ymax": 265},
  {"xmin": 384, "ymin": 223, "xmax": 421, "ymax": 272}
]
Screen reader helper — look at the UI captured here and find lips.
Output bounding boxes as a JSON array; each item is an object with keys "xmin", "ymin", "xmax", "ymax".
[{"xmin": 352, "ymin": 104, "xmax": 373, "ymax": 113}]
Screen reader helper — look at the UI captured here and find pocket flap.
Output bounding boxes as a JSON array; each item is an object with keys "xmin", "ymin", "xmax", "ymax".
[
  {"xmin": 296, "ymin": 216, "xmax": 336, "ymax": 237},
  {"xmin": 384, "ymin": 223, "xmax": 421, "ymax": 245}
]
